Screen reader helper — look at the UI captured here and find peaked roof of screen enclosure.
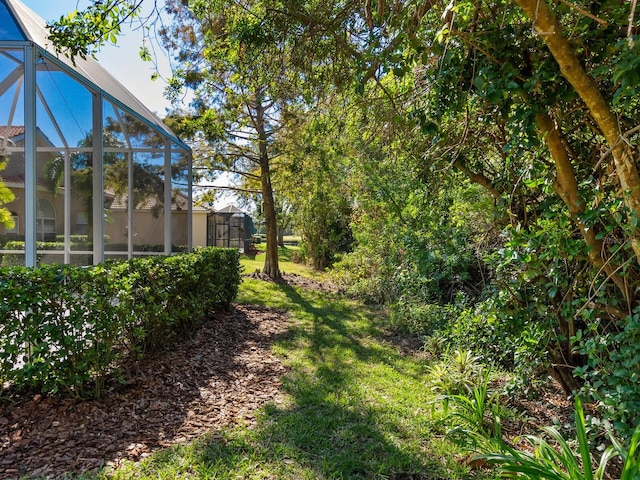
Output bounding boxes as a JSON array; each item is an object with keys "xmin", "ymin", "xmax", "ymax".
[
  {"xmin": 0, "ymin": 0, "xmax": 188, "ymax": 150},
  {"xmin": 0, "ymin": 0, "xmax": 193, "ymax": 266}
]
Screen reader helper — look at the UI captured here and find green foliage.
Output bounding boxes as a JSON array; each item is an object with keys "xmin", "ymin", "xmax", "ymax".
[
  {"xmin": 1, "ymin": 240, "xmax": 92, "ymax": 266},
  {"xmin": 0, "ymin": 248, "xmax": 240, "ymax": 398},
  {"xmin": 421, "ymin": 332, "xmax": 448, "ymax": 357},
  {"xmin": 475, "ymin": 398, "xmax": 635, "ymax": 480},
  {"xmin": 439, "ymin": 369, "xmax": 499, "ymax": 445},
  {"xmin": 574, "ymin": 307, "xmax": 640, "ymax": 439},
  {"xmin": 427, "ymin": 349, "xmax": 484, "ymax": 396},
  {"xmin": 611, "ymin": 38, "xmax": 640, "ymax": 109},
  {"xmin": 487, "ymin": 188, "xmax": 640, "ymax": 404},
  {"xmin": 46, "ymin": 0, "xmax": 141, "ymax": 63},
  {"xmin": 0, "ymin": 156, "xmax": 15, "ymax": 230},
  {"xmin": 334, "ymin": 172, "xmax": 490, "ymax": 308},
  {"xmin": 442, "ymin": 386, "xmax": 634, "ymax": 480},
  {"xmin": 278, "ymin": 105, "xmax": 354, "ymax": 270},
  {"xmin": 609, "ymin": 421, "xmax": 640, "ymax": 480},
  {"xmin": 390, "ymin": 302, "xmax": 458, "ymax": 337}
]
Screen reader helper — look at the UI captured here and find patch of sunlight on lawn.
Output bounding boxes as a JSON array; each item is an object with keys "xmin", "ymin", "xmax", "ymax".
[{"xmin": 240, "ymin": 244, "xmax": 328, "ymax": 280}]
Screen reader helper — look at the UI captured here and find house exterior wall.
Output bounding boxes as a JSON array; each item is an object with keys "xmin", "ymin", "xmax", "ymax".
[
  {"xmin": 102, "ymin": 208, "xmax": 191, "ymax": 252},
  {"xmin": 172, "ymin": 210, "xmax": 190, "ymax": 249},
  {"xmin": 105, "ymin": 209, "xmax": 165, "ymax": 250},
  {"xmin": 1, "ymin": 190, "xmax": 87, "ymax": 240},
  {"xmin": 192, "ymin": 210, "xmax": 208, "ymax": 248}
]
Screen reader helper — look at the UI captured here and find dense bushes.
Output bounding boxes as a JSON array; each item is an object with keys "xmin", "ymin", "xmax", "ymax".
[{"xmin": 0, "ymin": 247, "xmax": 240, "ymax": 398}]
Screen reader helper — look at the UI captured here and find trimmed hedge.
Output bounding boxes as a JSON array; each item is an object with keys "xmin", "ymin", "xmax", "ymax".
[
  {"xmin": 1, "ymin": 240, "xmax": 189, "ymax": 267},
  {"xmin": 0, "ymin": 247, "xmax": 240, "ymax": 398}
]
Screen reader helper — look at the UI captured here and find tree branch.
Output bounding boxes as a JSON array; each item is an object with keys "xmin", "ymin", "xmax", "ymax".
[
  {"xmin": 194, "ymin": 184, "xmax": 261, "ymax": 194},
  {"xmin": 555, "ymin": 0, "xmax": 608, "ymax": 27}
]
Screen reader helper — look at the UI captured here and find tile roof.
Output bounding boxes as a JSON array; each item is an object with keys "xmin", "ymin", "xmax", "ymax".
[
  {"xmin": 104, "ymin": 188, "xmax": 205, "ymax": 211},
  {"xmin": 0, "ymin": 125, "xmax": 25, "ymax": 138},
  {"xmin": 2, "ymin": 175, "xmax": 56, "ymax": 188}
]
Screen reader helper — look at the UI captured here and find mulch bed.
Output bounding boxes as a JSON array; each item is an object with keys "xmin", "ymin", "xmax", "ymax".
[{"xmin": 0, "ymin": 304, "xmax": 290, "ymax": 479}]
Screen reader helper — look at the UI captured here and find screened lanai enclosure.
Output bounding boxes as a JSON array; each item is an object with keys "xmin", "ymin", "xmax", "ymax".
[
  {"xmin": 207, "ymin": 205, "xmax": 254, "ymax": 251},
  {"xmin": 0, "ymin": 0, "xmax": 192, "ymax": 267}
]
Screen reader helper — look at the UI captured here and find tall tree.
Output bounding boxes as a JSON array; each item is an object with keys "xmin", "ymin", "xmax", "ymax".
[
  {"xmin": 158, "ymin": 0, "xmax": 316, "ymax": 279},
  {"xmin": 48, "ymin": 0, "xmax": 307, "ymax": 279}
]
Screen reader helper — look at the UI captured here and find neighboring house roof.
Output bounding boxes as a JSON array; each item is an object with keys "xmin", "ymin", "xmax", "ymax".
[
  {"xmin": 0, "ymin": 125, "xmax": 25, "ymax": 138},
  {"xmin": 2, "ymin": 175, "xmax": 54, "ymax": 188},
  {"xmin": 3, "ymin": 0, "xmax": 189, "ymax": 150},
  {"xmin": 0, "ymin": 125, "xmax": 56, "ymax": 147},
  {"xmin": 105, "ymin": 190, "xmax": 157, "ymax": 211},
  {"xmin": 105, "ymin": 188, "xmax": 205, "ymax": 212},
  {"xmin": 216, "ymin": 205, "xmax": 245, "ymax": 215}
]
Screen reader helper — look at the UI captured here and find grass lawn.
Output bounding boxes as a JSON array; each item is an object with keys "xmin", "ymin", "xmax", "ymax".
[
  {"xmin": 242, "ymin": 244, "xmax": 326, "ymax": 280},
  {"xmin": 104, "ymin": 257, "xmax": 492, "ymax": 479}
]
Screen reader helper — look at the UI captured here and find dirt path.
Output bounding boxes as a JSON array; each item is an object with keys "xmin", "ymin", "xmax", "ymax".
[{"xmin": 0, "ymin": 304, "xmax": 290, "ymax": 479}]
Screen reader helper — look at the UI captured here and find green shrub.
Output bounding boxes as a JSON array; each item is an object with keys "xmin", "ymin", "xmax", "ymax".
[
  {"xmin": 389, "ymin": 301, "xmax": 458, "ymax": 336},
  {"xmin": 427, "ymin": 349, "xmax": 485, "ymax": 396},
  {"xmin": 0, "ymin": 234, "xmax": 24, "ymax": 248},
  {"xmin": 574, "ymin": 306, "xmax": 640, "ymax": 439},
  {"xmin": 0, "ymin": 247, "xmax": 240, "ymax": 398},
  {"xmin": 2, "ymin": 240, "xmax": 93, "ymax": 266},
  {"xmin": 2, "ymin": 240, "xmax": 62, "ymax": 266},
  {"xmin": 54, "ymin": 234, "xmax": 93, "ymax": 245}
]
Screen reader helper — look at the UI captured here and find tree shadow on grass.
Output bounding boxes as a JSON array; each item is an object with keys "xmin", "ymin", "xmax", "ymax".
[
  {"xmin": 255, "ymin": 284, "xmax": 446, "ymax": 479},
  {"xmin": 146, "ymin": 282, "xmax": 461, "ymax": 480},
  {"xmin": 280, "ymin": 283, "xmax": 428, "ymax": 382}
]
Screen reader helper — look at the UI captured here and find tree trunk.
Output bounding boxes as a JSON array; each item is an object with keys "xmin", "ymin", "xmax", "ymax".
[
  {"xmin": 515, "ymin": 0, "xmax": 640, "ymax": 265},
  {"xmin": 255, "ymin": 97, "xmax": 281, "ymax": 279},
  {"xmin": 453, "ymin": 158, "xmax": 502, "ymax": 200},
  {"xmin": 536, "ymin": 113, "xmax": 631, "ymax": 305},
  {"xmin": 548, "ymin": 348, "xmax": 582, "ymax": 394},
  {"xmin": 278, "ymin": 227, "xmax": 285, "ymax": 248},
  {"xmin": 534, "ymin": 112, "xmax": 632, "ymax": 381}
]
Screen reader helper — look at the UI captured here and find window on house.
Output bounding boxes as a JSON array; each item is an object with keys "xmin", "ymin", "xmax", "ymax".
[
  {"xmin": 36, "ymin": 199, "xmax": 55, "ymax": 241},
  {"xmin": 75, "ymin": 211, "xmax": 88, "ymax": 235}
]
